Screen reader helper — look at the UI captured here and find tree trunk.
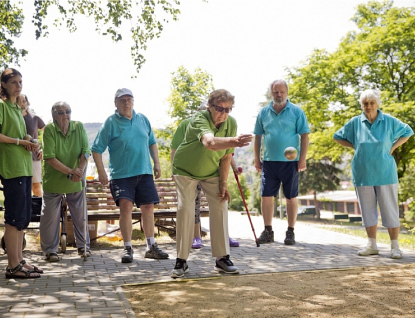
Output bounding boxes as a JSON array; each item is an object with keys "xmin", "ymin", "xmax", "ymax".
[{"xmin": 313, "ymin": 190, "xmax": 320, "ymax": 219}]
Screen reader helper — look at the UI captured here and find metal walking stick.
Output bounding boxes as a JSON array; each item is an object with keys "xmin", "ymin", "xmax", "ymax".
[
  {"xmin": 233, "ymin": 169, "xmax": 260, "ymax": 247},
  {"xmin": 81, "ymin": 173, "xmax": 88, "ymax": 261}
]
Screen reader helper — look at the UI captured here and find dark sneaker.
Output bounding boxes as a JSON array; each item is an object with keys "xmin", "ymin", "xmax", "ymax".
[
  {"xmin": 284, "ymin": 230, "xmax": 295, "ymax": 245},
  {"xmin": 145, "ymin": 243, "xmax": 169, "ymax": 259},
  {"xmin": 77, "ymin": 248, "xmax": 91, "ymax": 257},
  {"xmin": 171, "ymin": 258, "xmax": 189, "ymax": 278},
  {"xmin": 121, "ymin": 246, "xmax": 134, "ymax": 263},
  {"xmin": 257, "ymin": 229, "xmax": 274, "ymax": 244},
  {"xmin": 215, "ymin": 255, "xmax": 239, "ymax": 274}
]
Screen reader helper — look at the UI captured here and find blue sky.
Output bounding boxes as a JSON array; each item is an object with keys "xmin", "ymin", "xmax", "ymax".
[{"xmin": 10, "ymin": 0, "xmax": 414, "ymax": 133}]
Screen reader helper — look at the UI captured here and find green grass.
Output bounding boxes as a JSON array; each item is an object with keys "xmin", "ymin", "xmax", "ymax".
[{"xmin": 320, "ymin": 225, "xmax": 415, "ymax": 250}]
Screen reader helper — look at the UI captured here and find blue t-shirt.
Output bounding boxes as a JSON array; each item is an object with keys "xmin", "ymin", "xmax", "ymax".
[
  {"xmin": 91, "ymin": 110, "xmax": 156, "ymax": 179},
  {"xmin": 333, "ymin": 110, "xmax": 413, "ymax": 186},
  {"xmin": 253, "ymin": 100, "xmax": 310, "ymax": 161}
]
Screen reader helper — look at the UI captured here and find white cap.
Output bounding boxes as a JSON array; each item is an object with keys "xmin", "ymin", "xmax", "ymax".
[{"xmin": 114, "ymin": 88, "xmax": 134, "ymax": 99}]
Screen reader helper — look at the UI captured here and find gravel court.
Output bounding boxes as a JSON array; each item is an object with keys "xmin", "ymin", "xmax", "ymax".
[{"xmin": 1, "ymin": 212, "xmax": 414, "ymax": 317}]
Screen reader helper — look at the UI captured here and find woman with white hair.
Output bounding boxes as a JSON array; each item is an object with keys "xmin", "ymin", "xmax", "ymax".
[
  {"xmin": 40, "ymin": 101, "xmax": 91, "ymax": 262},
  {"xmin": 333, "ymin": 89, "xmax": 413, "ymax": 259}
]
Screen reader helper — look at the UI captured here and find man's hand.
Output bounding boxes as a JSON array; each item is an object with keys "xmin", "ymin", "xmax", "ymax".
[
  {"xmin": 153, "ymin": 163, "xmax": 161, "ymax": 179},
  {"xmin": 254, "ymin": 160, "xmax": 262, "ymax": 172},
  {"xmin": 97, "ymin": 170, "xmax": 109, "ymax": 185},
  {"xmin": 298, "ymin": 159, "xmax": 307, "ymax": 172}
]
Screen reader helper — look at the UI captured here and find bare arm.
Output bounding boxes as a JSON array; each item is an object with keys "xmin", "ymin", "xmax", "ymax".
[
  {"xmin": 390, "ymin": 136, "xmax": 410, "ymax": 155},
  {"xmin": 298, "ymin": 133, "xmax": 309, "ymax": 172},
  {"xmin": 201, "ymin": 133, "xmax": 252, "ymax": 151},
  {"xmin": 92, "ymin": 151, "xmax": 108, "ymax": 185},
  {"xmin": 254, "ymin": 134, "xmax": 262, "ymax": 172},
  {"xmin": 218, "ymin": 153, "xmax": 233, "ymax": 202},
  {"xmin": 0, "ymin": 133, "xmax": 39, "ymax": 152},
  {"xmin": 149, "ymin": 143, "xmax": 161, "ymax": 179}
]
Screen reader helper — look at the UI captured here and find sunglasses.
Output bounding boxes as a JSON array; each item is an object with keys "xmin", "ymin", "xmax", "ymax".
[
  {"xmin": 212, "ymin": 105, "xmax": 233, "ymax": 113},
  {"xmin": 56, "ymin": 110, "xmax": 72, "ymax": 115}
]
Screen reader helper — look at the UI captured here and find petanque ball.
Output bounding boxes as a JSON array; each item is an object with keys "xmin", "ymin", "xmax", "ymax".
[{"xmin": 284, "ymin": 147, "xmax": 298, "ymax": 160}]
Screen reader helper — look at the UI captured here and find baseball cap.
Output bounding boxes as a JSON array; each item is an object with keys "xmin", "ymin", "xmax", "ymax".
[{"xmin": 114, "ymin": 88, "xmax": 134, "ymax": 99}]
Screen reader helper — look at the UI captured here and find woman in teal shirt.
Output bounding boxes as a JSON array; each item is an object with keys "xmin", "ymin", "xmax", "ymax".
[
  {"xmin": 0, "ymin": 68, "xmax": 41, "ymax": 278},
  {"xmin": 334, "ymin": 89, "xmax": 413, "ymax": 259}
]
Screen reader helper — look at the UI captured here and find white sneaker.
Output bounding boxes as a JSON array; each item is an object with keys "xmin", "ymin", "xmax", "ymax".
[
  {"xmin": 357, "ymin": 246, "xmax": 379, "ymax": 256},
  {"xmin": 390, "ymin": 248, "xmax": 403, "ymax": 259}
]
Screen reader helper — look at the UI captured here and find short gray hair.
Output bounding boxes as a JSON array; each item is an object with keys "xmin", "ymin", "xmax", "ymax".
[
  {"xmin": 51, "ymin": 101, "xmax": 71, "ymax": 116},
  {"xmin": 359, "ymin": 89, "xmax": 381, "ymax": 107},
  {"xmin": 270, "ymin": 79, "xmax": 289, "ymax": 93}
]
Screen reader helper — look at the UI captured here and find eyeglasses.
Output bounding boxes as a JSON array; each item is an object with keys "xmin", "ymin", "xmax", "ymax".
[
  {"xmin": 212, "ymin": 105, "xmax": 233, "ymax": 113},
  {"xmin": 56, "ymin": 110, "xmax": 72, "ymax": 115}
]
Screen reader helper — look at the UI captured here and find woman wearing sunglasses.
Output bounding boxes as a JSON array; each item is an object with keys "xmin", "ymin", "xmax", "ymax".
[
  {"xmin": 171, "ymin": 89, "xmax": 252, "ymax": 278},
  {"xmin": 40, "ymin": 102, "xmax": 91, "ymax": 262}
]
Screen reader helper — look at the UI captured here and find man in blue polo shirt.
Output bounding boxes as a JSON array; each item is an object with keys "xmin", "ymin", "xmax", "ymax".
[
  {"xmin": 254, "ymin": 79, "xmax": 310, "ymax": 245},
  {"xmin": 91, "ymin": 88, "xmax": 168, "ymax": 263}
]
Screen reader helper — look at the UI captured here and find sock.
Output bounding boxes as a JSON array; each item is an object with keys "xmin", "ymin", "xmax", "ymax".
[
  {"xmin": 391, "ymin": 239, "xmax": 399, "ymax": 249},
  {"xmin": 146, "ymin": 237, "xmax": 155, "ymax": 250},
  {"xmin": 265, "ymin": 225, "xmax": 272, "ymax": 232},
  {"xmin": 368, "ymin": 238, "xmax": 377, "ymax": 249},
  {"xmin": 124, "ymin": 241, "xmax": 132, "ymax": 248},
  {"xmin": 288, "ymin": 227, "xmax": 294, "ymax": 232}
]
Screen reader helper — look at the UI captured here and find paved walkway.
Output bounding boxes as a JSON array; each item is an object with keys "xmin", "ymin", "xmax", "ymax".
[{"xmin": 1, "ymin": 212, "xmax": 415, "ymax": 317}]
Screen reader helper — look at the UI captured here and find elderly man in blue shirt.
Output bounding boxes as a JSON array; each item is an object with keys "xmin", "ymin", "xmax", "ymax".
[
  {"xmin": 254, "ymin": 79, "xmax": 310, "ymax": 246},
  {"xmin": 92, "ymin": 88, "xmax": 169, "ymax": 263},
  {"xmin": 334, "ymin": 89, "xmax": 413, "ymax": 259}
]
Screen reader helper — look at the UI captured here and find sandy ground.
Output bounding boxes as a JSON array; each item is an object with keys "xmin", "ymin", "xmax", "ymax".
[{"xmin": 123, "ymin": 264, "xmax": 415, "ymax": 318}]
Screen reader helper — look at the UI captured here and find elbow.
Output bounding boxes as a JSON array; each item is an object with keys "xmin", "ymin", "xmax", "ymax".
[{"xmin": 204, "ymin": 141, "xmax": 216, "ymax": 151}]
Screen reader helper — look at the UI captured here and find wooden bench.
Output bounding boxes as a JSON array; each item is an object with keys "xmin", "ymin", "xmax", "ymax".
[{"xmin": 70, "ymin": 178, "xmax": 209, "ymax": 235}]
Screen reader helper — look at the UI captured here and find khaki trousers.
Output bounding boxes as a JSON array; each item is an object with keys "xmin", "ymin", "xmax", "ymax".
[{"xmin": 173, "ymin": 175, "xmax": 230, "ymax": 260}]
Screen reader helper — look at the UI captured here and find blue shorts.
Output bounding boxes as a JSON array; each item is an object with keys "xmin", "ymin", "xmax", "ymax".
[
  {"xmin": 110, "ymin": 174, "xmax": 159, "ymax": 207},
  {"xmin": 261, "ymin": 161, "xmax": 299, "ymax": 199},
  {"xmin": 0, "ymin": 175, "xmax": 32, "ymax": 230}
]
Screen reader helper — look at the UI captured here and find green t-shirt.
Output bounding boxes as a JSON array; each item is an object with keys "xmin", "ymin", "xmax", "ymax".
[
  {"xmin": 43, "ymin": 121, "xmax": 91, "ymax": 194},
  {"xmin": 172, "ymin": 110, "xmax": 237, "ymax": 180},
  {"xmin": 0, "ymin": 99, "xmax": 32, "ymax": 179},
  {"xmin": 170, "ymin": 118, "xmax": 191, "ymax": 150}
]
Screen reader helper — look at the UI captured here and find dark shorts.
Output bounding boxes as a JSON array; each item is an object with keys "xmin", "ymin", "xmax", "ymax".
[
  {"xmin": 110, "ymin": 174, "xmax": 159, "ymax": 207},
  {"xmin": 0, "ymin": 175, "xmax": 32, "ymax": 230},
  {"xmin": 261, "ymin": 161, "xmax": 299, "ymax": 199}
]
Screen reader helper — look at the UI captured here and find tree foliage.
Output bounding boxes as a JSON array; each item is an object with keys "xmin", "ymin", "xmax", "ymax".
[
  {"xmin": 154, "ymin": 66, "xmax": 214, "ymax": 176},
  {"xmin": 287, "ymin": 0, "xmax": 415, "ymax": 176},
  {"xmin": 0, "ymin": 1, "xmax": 27, "ymax": 67},
  {"xmin": 1, "ymin": 0, "xmax": 182, "ymax": 72},
  {"xmin": 167, "ymin": 65, "xmax": 214, "ymax": 127},
  {"xmin": 298, "ymin": 160, "xmax": 342, "ymax": 218},
  {"xmin": 286, "ymin": 0, "xmax": 415, "ymax": 218},
  {"xmin": 228, "ymin": 172, "xmax": 250, "ymax": 212}
]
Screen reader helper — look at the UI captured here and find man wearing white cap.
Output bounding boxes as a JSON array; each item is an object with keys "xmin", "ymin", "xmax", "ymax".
[{"xmin": 91, "ymin": 88, "xmax": 168, "ymax": 263}]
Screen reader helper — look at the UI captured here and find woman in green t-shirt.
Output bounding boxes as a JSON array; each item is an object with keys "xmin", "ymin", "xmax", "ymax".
[{"xmin": 0, "ymin": 68, "xmax": 42, "ymax": 279}]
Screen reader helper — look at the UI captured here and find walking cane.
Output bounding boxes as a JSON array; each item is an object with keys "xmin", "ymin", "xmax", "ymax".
[{"xmin": 233, "ymin": 169, "xmax": 260, "ymax": 247}]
